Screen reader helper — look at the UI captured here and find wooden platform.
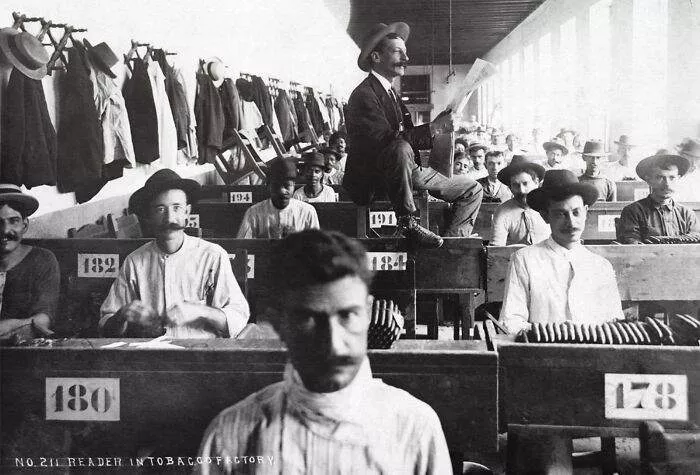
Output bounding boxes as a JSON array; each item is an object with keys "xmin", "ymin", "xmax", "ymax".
[{"xmin": 0, "ymin": 339, "xmax": 498, "ymax": 460}]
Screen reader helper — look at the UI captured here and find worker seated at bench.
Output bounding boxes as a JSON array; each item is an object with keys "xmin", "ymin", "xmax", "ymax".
[
  {"xmin": 196, "ymin": 229, "xmax": 451, "ymax": 474},
  {"xmin": 490, "ymin": 156, "xmax": 550, "ymax": 246},
  {"xmin": 237, "ymin": 157, "xmax": 320, "ymax": 239},
  {"xmin": 499, "ymin": 170, "xmax": 624, "ymax": 334},
  {"xmin": 292, "ymin": 151, "xmax": 338, "ymax": 202},
  {"xmin": 321, "ymin": 147, "xmax": 345, "ymax": 185},
  {"xmin": 616, "ymin": 152, "xmax": 700, "ymax": 244},
  {"xmin": 100, "ymin": 169, "xmax": 249, "ymax": 338},
  {"xmin": 477, "ymin": 150, "xmax": 512, "ymax": 203},
  {"xmin": 0, "ymin": 184, "xmax": 59, "ymax": 339}
]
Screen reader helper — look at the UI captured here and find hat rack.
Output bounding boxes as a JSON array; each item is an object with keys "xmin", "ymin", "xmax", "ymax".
[{"xmin": 10, "ymin": 12, "xmax": 87, "ymax": 75}]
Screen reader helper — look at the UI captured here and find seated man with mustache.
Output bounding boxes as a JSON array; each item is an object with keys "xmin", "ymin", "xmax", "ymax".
[
  {"xmin": 499, "ymin": 170, "xmax": 624, "ymax": 334},
  {"xmin": 196, "ymin": 230, "xmax": 451, "ymax": 474},
  {"xmin": 0, "ymin": 185, "xmax": 59, "ymax": 339},
  {"xmin": 100, "ymin": 170, "xmax": 250, "ymax": 338}
]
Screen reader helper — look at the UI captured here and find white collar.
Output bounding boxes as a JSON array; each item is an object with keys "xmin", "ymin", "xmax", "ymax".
[
  {"xmin": 544, "ymin": 236, "xmax": 584, "ymax": 258},
  {"xmin": 370, "ymin": 70, "xmax": 394, "ymax": 93}
]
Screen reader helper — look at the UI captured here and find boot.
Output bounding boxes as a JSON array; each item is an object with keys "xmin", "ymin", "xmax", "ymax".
[{"xmin": 397, "ymin": 215, "xmax": 443, "ymax": 248}]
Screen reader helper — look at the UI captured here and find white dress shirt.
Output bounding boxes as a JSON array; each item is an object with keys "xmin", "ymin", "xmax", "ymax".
[
  {"xmin": 236, "ymin": 198, "xmax": 320, "ymax": 239},
  {"xmin": 491, "ymin": 198, "xmax": 550, "ymax": 246},
  {"xmin": 499, "ymin": 237, "xmax": 624, "ymax": 333},
  {"xmin": 100, "ymin": 235, "xmax": 250, "ymax": 338},
  {"xmin": 196, "ymin": 358, "xmax": 451, "ymax": 475},
  {"xmin": 292, "ymin": 185, "xmax": 338, "ymax": 203}
]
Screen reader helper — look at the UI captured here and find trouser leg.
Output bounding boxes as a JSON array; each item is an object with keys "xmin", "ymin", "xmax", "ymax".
[
  {"xmin": 376, "ymin": 139, "xmax": 417, "ymax": 216},
  {"xmin": 413, "ymin": 167, "xmax": 483, "ymax": 236}
]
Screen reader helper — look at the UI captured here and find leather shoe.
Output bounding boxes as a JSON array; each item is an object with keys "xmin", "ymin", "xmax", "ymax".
[{"xmin": 398, "ymin": 215, "xmax": 443, "ymax": 248}]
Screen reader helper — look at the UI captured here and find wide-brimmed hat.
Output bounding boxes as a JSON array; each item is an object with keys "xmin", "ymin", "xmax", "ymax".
[
  {"xmin": 0, "ymin": 28, "xmax": 49, "ymax": 80},
  {"xmin": 267, "ymin": 157, "xmax": 297, "ymax": 183},
  {"xmin": 497, "ymin": 155, "xmax": 546, "ymax": 186},
  {"xmin": 301, "ymin": 151, "xmax": 326, "ymax": 169},
  {"xmin": 543, "ymin": 139, "xmax": 569, "ymax": 155},
  {"xmin": 677, "ymin": 138, "xmax": 700, "ymax": 159},
  {"xmin": 528, "ymin": 169, "xmax": 599, "ymax": 212},
  {"xmin": 83, "ymin": 39, "xmax": 118, "ymax": 78},
  {"xmin": 0, "ymin": 184, "xmax": 39, "ymax": 216},
  {"xmin": 614, "ymin": 134, "xmax": 635, "ymax": 147},
  {"xmin": 130, "ymin": 169, "xmax": 200, "ymax": 214},
  {"xmin": 357, "ymin": 22, "xmax": 410, "ymax": 72},
  {"xmin": 581, "ymin": 140, "xmax": 608, "ymax": 157},
  {"xmin": 636, "ymin": 154, "xmax": 690, "ymax": 180}
]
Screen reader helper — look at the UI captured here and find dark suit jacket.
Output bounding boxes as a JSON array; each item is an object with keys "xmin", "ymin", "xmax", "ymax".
[{"xmin": 344, "ymin": 74, "xmax": 432, "ymax": 205}]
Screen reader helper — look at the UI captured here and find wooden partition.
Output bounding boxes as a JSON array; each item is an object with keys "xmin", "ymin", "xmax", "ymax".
[
  {"xmin": 485, "ymin": 243, "xmax": 700, "ymax": 302},
  {"xmin": 616, "ymin": 180, "xmax": 648, "ymax": 201},
  {"xmin": 0, "ymin": 339, "xmax": 498, "ymax": 463}
]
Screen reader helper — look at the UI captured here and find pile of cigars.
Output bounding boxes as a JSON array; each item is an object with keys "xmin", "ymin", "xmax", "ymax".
[
  {"xmin": 517, "ymin": 315, "xmax": 700, "ymax": 346},
  {"xmin": 642, "ymin": 236, "xmax": 700, "ymax": 244},
  {"xmin": 368, "ymin": 298, "xmax": 405, "ymax": 349}
]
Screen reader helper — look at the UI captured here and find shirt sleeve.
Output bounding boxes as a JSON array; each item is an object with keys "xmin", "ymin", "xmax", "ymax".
[
  {"xmin": 616, "ymin": 204, "xmax": 643, "ymax": 244},
  {"xmin": 29, "ymin": 250, "xmax": 60, "ymax": 324},
  {"xmin": 490, "ymin": 207, "xmax": 508, "ymax": 246},
  {"xmin": 194, "ymin": 415, "xmax": 227, "ymax": 475},
  {"xmin": 211, "ymin": 247, "xmax": 250, "ymax": 337},
  {"xmin": 602, "ymin": 260, "xmax": 625, "ymax": 321},
  {"xmin": 236, "ymin": 208, "xmax": 255, "ymax": 239},
  {"xmin": 499, "ymin": 251, "xmax": 531, "ymax": 334},
  {"xmin": 308, "ymin": 205, "xmax": 320, "ymax": 230},
  {"xmin": 682, "ymin": 206, "xmax": 700, "ymax": 236},
  {"xmin": 99, "ymin": 255, "xmax": 138, "ymax": 331},
  {"xmin": 414, "ymin": 408, "xmax": 453, "ymax": 475}
]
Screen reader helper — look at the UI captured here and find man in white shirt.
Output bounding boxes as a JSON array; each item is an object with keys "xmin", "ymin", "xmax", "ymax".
[
  {"xmin": 605, "ymin": 134, "xmax": 637, "ymax": 182},
  {"xmin": 503, "ymin": 134, "xmax": 525, "ymax": 163},
  {"xmin": 499, "ymin": 169, "xmax": 624, "ymax": 334},
  {"xmin": 490, "ymin": 156, "xmax": 549, "ymax": 246},
  {"xmin": 542, "ymin": 139, "xmax": 569, "ymax": 171},
  {"xmin": 196, "ymin": 230, "xmax": 451, "ymax": 474},
  {"xmin": 467, "ymin": 144, "xmax": 489, "ymax": 180},
  {"xmin": 100, "ymin": 169, "xmax": 250, "ymax": 338},
  {"xmin": 477, "ymin": 151, "xmax": 512, "ymax": 203},
  {"xmin": 237, "ymin": 158, "xmax": 320, "ymax": 238},
  {"xmin": 292, "ymin": 151, "xmax": 338, "ymax": 202}
]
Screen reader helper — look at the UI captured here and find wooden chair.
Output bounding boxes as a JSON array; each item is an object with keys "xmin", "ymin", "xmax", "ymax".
[
  {"xmin": 107, "ymin": 213, "xmax": 142, "ymax": 239},
  {"xmin": 213, "ymin": 129, "xmax": 284, "ymax": 185}
]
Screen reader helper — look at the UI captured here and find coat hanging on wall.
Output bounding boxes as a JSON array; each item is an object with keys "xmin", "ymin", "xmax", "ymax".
[{"xmin": 123, "ymin": 57, "xmax": 159, "ymax": 164}]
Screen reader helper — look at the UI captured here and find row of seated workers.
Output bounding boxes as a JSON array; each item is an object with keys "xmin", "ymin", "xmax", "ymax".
[{"xmin": 2, "ymin": 25, "xmax": 700, "ymax": 472}]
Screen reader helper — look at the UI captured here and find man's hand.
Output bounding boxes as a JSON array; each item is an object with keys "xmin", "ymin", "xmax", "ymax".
[
  {"xmin": 429, "ymin": 109, "xmax": 454, "ymax": 136},
  {"xmin": 165, "ymin": 301, "xmax": 207, "ymax": 327},
  {"xmin": 119, "ymin": 300, "xmax": 163, "ymax": 337}
]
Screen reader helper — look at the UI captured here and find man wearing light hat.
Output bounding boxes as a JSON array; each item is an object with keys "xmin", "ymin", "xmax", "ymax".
[
  {"xmin": 345, "ymin": 22, "xmax": 483, "ymax": 248},
  {"xmin": 578, "ymin": 140, "xmax": 616, "ymax": 201},
  {"xmin": 0, "ymin": 185, "xmax": 59, "ymax": 339},
  {"xmin": 490, "ymin": 156, "xmax": 549, "ymax": 246},
  {"xmin": 500, "ymin": 170, "xmax": 624, "ymax": 334},
  {"xmin": 605, "ymin": 134, "xmax": 637, "ymax": 181},
  {"xmin": 293, "ymin": 151, "xmax": 338, "ymax": 202},
  {"xmin": 101, "ymin": 169, "xmax": 250, "ymax": 338},
  {"xmin": 237, "ymin": 157, "xmax": 320, "ymax": 238},
  {"xmin": 617, "ymin": 153, "xmax": 700, "ymax": 244},
  {"xmin": 675, "ymin": 138, "xmax": 700, "ymax": 202},
  {"xmin": 542, "ymin": 139, "xmax": 569, "ymax": 171}
]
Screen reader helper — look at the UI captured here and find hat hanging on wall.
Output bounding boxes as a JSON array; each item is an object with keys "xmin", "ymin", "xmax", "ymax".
[
  {"xmin": 0, "ymin": 27, "xmax": 49, "ymax": 79},
  {"xmin": 83, "ymin": 39, "xmax": 118, "ymax": 78}
]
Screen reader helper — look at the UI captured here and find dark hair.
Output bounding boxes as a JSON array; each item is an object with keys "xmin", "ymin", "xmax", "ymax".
[
  {"xmin": 0, "ymin": 201, "xmax": 28, "ymax": 219},
  {"xmin": 270, "ymin": 230, "xmax": 373, "ymax": 305},
  {"xmin": 510, "ymin": 168, "xmax": 540, "ymax": 183},
  {"xmin": 454, "ymin": 151, "xmax": 469, "ymax": 160},
  {"xmin": 372, "ymin": 33, "xmax": 402, "ymax": 55},
  {"xmin": 485, "ymin": 150, "xmax": 504, "ymax": 161},
  {"xmin": 455, "ymin": 138, "xmax": 469, "ymax": 149},
  {"xmin": 329, "ymin": 131, "xmax": 346, "ymax": 146}
]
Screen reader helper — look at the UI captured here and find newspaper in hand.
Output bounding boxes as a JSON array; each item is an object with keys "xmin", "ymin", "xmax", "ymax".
[{"xmin": 447, "ymin": 58, "xmax": 498, "ymax": 112}]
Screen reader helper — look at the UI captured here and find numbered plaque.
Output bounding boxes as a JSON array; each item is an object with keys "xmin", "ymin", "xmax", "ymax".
[
  {"xmin": 604, "ymin": 373, "xmax": 688, "ymax": 421},
  {"xmin": 367, "ymin": 252, "xmax": 408, "ymax": 271},
  {"xmin": 597, "ymin": 214, "xmax": 620, "ymax": 233},
  {"xmin": 46, "ymin": 378, "xmax": 120, "ymax": 421},
  {"xmin": 77, "ymin": 254, "xmax": 119, "ymax": 278},
  {"xmin": 369, "ymin": 211, "xmax": 397, "ymax": 229},
  {"xmin": 186, "ymin": 214, "xmax": 200, "ymax": 228},
  {"xmin": 229, "ymin": 191, "xmax": 253, "ymax": 204}
]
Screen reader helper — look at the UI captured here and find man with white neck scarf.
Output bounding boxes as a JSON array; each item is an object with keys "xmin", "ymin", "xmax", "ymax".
[{"xmin": 196, "ymin": 230, "xmax": 451, "ymax": 474}]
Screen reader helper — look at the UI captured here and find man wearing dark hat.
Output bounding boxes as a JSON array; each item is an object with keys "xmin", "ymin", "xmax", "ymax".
[
  {"xmin": 490, "ymin": 157, "xmax": 549, "ymax": 246},
  {"xmin": 499, "ymin": 170, "xmax": 624, "ymax": 333},
  {"xmin": 542, "ymin": 139, "xmax": 569, "ymax": 171},
  {"xmin": 617, "ymin": 153, "xmax": 700, "ymax": 244},
  {"xmin": 477, "ymin": 151, "xmax": 512, "ymax": 203},
  {"xmin": 237, "ymin": 158, "xmax": 319, "ymax": 238},
  {"xmin": 100, "ymin": 169, "xmax": 249, "ymax": 338},
  {"xmin": 293, "ymin": 151, "xmax": 337, "ymax": 202},
  {"xmin": 196, "ymin": 230, "xmax": 451, "ymax": 474},
  {"xmin": 676, "ymin": 137, "xmax": 700, "ymax": 202},
  {"xmin": 605, "ymin": 134, "xmax": 636, "ymax": 181},
  {"xmin": 467, "ymin": 143, "xmax": 489, "ymax": 180},
  {"xmin": 0, "ymin": 185, "xmax": 59, "ymax": 339},
  {"xmin": 345, "ymin": 22, "xmax": 483, "ymax": 247},
  {"xmin": 578, "ymin": 140, "xmax": 616, "ymax": 201}
]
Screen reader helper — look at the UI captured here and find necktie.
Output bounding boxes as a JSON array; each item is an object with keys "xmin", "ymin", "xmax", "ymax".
[
  {"xmin": 522, "ymin": 210, "xmax": 534, "ymax": 245},
  {"xmin": 388, "ymin": 88, "xmax": 403, "ymax": 128}
]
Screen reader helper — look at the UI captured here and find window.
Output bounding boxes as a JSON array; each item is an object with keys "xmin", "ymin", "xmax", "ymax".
[
  {"xmin": 538, "ymin": 33, "xmax": 552, "ymax": 136},
  {"xmin": 588, "ymin": 0, "xmax": 613, "ymax": 141},
  {"xmin": 559, "ymin": 17, "xmax": 577, "ymax": 125}
]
